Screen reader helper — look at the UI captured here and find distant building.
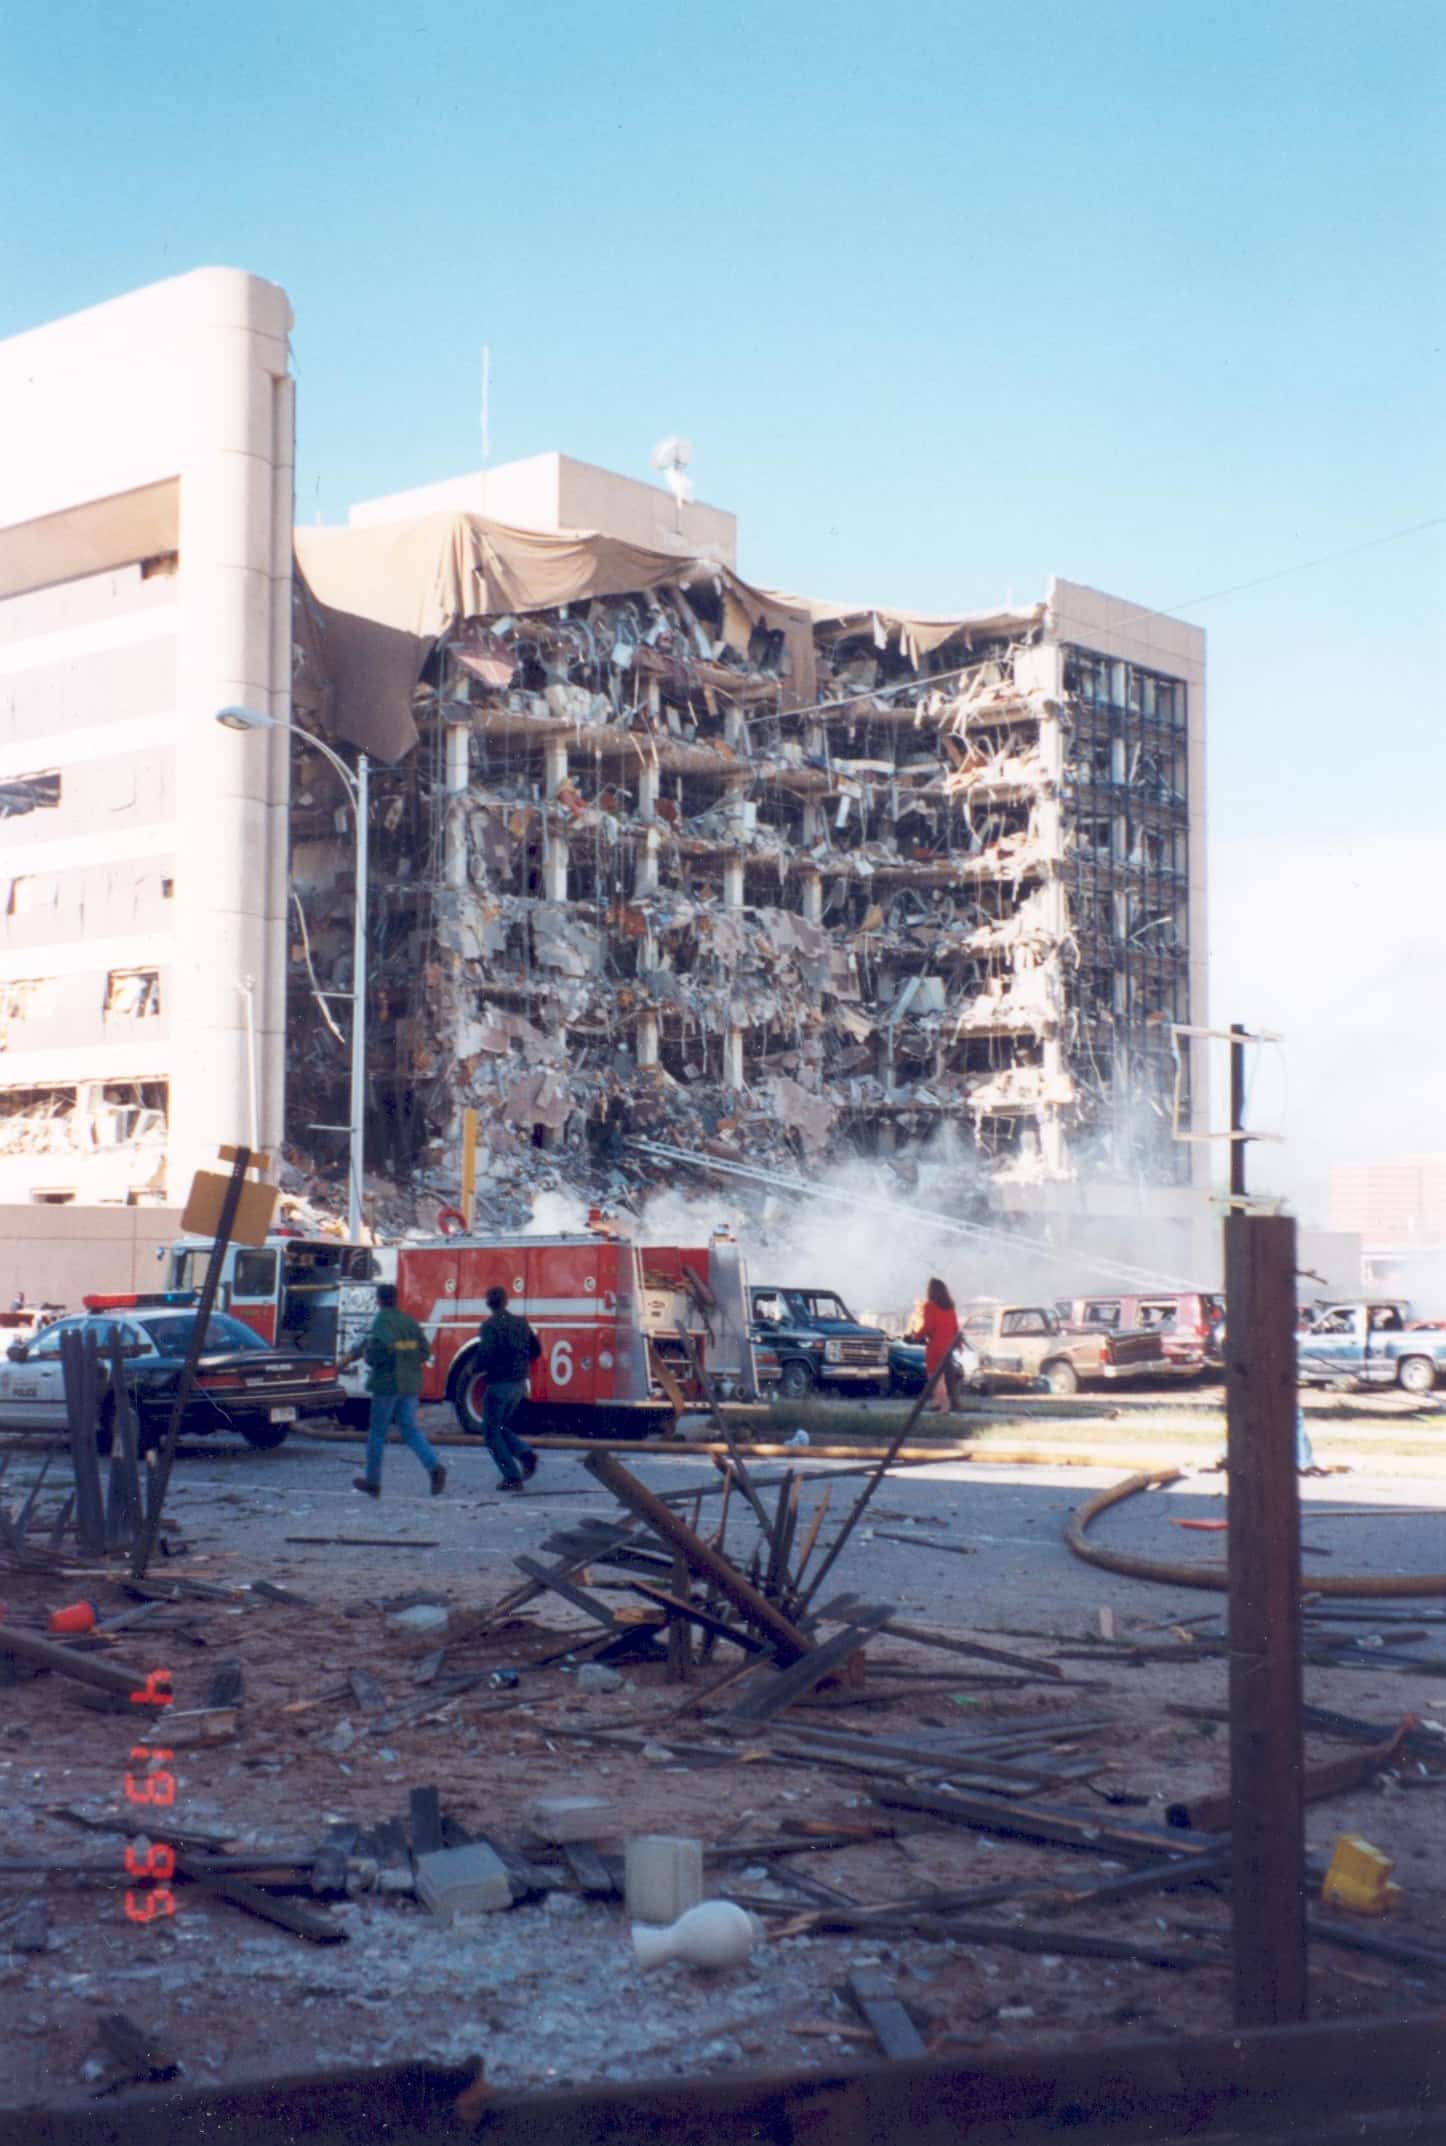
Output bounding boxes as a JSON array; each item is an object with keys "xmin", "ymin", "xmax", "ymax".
[
  {"xmin": 1330, "ymin": 1156, "xmax": 1446, "ymax": 1246},
  {"xmin": 1331, "ymin": 1157, "xmax": 1446, "ymax": 1309}
]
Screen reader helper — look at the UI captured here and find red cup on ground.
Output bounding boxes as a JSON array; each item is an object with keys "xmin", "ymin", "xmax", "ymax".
[{"xmin": 48, "ymin": 1600, "xmax": 97, "ymax": 1634}]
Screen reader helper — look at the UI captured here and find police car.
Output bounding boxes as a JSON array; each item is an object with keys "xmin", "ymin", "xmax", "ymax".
[{"xmin": 0, "ymin": 1292, "xmax": 345, "ymax": 1451}]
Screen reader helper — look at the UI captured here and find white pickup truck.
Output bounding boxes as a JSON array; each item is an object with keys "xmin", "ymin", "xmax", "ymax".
[{"xmin": 1297, "ymin": 1303, "xmax": 1446, "ymax": 1395}]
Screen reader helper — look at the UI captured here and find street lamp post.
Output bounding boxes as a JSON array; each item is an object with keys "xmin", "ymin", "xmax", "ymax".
[{"xmin": 216, "ymin": 707, "xmax": 370, "ymax": 1242}]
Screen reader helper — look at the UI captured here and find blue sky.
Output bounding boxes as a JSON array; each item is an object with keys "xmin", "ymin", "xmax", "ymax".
[{"xmin": 4, "ymin": 0, "xmax": 1443, "ymax": 1221}]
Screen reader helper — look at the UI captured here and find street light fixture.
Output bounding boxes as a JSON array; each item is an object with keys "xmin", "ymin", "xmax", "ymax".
[{"xmin": 215, "ymin": 707, "xmax": 370, "ymax": 1242}]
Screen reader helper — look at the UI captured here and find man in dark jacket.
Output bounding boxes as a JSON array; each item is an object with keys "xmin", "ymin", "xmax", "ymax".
[
  {"xmin": 474, "ymin": 1283, "xmax": 541, "ymax": 1491},
  {"xmin": 344, "ymin": 1282, "xmax": 446, "ymax": 1499}
]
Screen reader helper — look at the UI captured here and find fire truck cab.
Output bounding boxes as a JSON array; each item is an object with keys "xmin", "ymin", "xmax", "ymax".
[
  {"xmin": 165, "ymin": 1221, "xmax": 760, "ymax": 1438},
  {"xmin": 167, "ymin": 1233, "xmax": 381, "ymax": 1423}
]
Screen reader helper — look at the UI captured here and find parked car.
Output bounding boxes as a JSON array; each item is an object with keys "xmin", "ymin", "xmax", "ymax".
[
  {"xmin": 963, "ymin": 1302, "xmax": 1163, "ymax": 1395},
  {"xmin": 749, "ymin": 1286, "xmax": 890, "ymax": 1401},
  {"xmin": 0, "ymin": 1292, "xmax": 345, "ymax": 1449},
  {"xmin": 1297, "ymin": 1302, "xmax": 1446, "ymax": 1395},
  {"xmin": 1054, "ymin": 1291, "xmax": 1224, "ymax": 1375},
  {"xmin": 887, "ymin": 1336, "xmax": 929, "ymax": 1395}
]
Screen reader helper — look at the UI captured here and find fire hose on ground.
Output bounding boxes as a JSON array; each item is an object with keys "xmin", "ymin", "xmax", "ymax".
[{"xmin": 1065, "ymin": 1467, "xmax": 1446, "ymax": 1598}]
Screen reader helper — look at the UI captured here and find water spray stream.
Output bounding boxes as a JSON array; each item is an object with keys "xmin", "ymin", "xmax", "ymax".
[{"xmin": 626, "ymin": 1139, "xmax": 1198, "ymax": 1294}]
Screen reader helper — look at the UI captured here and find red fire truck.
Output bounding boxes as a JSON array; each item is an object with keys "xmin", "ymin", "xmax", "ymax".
[{"xmin": 164, "ymin": 1221, "xmax": 762, "ymax": 1437}]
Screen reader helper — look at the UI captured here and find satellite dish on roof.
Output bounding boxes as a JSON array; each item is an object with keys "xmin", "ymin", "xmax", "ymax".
[{"xmin": 651, "ymin": 436, "xmax": 695, "ymax": 518}]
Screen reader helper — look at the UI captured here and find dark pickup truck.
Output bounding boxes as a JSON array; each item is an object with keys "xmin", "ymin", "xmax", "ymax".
[{"xmin": 749, "ymin": 1286, "xmax": 890, "ymax": 1401}]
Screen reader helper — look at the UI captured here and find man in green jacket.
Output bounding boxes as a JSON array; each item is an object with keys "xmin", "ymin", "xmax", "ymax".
[{"xmin": 345, "ymin": 1283, "xmax": 446, "ymax": 1499}]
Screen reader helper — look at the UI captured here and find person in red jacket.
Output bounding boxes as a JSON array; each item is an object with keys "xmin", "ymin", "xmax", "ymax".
[{"xmin": 913, "ymin": 1277, "xmax": 962, "ymax": 1413}]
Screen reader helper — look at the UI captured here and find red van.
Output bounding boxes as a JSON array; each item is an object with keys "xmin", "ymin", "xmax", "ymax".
[{"xmin": 1054, "ymin": 1292, "xmax": 1223, "ymax": 1376}]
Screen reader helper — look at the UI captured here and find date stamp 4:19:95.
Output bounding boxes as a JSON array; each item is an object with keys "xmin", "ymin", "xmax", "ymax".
[{"xmin": 124, "ymin": 1668, "xmax": 177, "ymax": 1924}]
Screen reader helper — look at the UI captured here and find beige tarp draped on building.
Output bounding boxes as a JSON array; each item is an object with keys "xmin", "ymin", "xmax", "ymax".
[
  {"xmin": 769, "ymin": 594, "xmax": 1047, "ymax": 669},
  {"xmin": 293, "ymin": 512, "xmax": 817, "ymax": 762}
]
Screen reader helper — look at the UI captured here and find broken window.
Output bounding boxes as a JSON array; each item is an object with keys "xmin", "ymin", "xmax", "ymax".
[
  {"xmin": 0, "ymin": 770, "xmax": 60, "ymax": 819},
  {"xmin": 104, "ymin": 969, "xmax": 162, "ymax": 1019},
  {"xmin": 0, "ymin": 1087, "xmax": 75, "ymax": 1155},
  {"xmin": 0, "ymin": 978, "xmax": 56, "ymax": 1030}
]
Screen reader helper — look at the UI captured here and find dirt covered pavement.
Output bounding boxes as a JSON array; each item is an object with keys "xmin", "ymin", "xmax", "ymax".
[{"xmin": 1, "ymin": 1417, "xmax": 1444, "ymax": 2112}]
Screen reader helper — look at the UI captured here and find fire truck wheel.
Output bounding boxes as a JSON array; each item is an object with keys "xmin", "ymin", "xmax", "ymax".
[
  {"xmin": 449, "ymin": 1352, "xmax": 487, "ymax": 1435},
  {"xmin": 239, "ymin": 1417, "xmax": 291, "ymax": 1450}
]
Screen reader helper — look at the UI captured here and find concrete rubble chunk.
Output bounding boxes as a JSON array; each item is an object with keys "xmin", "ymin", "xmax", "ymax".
[
  {"xmin": 575, "ymin": 1663, "xmax": 623, "ymax": 1693},
  {"xmin": 525, "ymin": 1795, "xmax": 617, "ymax": 1843},
  {"xmin": 387, "ymin": 1604, "xmax": 449, "ymax": 1635},
  {"xmin": 414, "ymin": 1843, "xmax": 512, "ymax": 1923},
  {"xmin": 625, "ymin": 1835, "xmax": 703, "ymax": 1926}
]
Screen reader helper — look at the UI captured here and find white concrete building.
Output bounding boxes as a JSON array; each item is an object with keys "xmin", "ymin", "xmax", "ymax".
[{"xmin": 0, "ymin": 268, "xmax": 295, "ymax": 1208}]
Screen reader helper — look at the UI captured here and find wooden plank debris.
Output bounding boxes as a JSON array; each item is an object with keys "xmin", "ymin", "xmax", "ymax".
[
  {"xmin": 249, "ymin": 1579, "xmax": 313, "ymax": 1607},
  {"xmin": 846, "ymin": 1967, "xmax": 926, "ymax": 2059},
  {"xmin": 284, "ymin": 1536, "xmax": 440, "ymax": 1549},
  {"xmin": 181, "ymin": 1865, "xmax": 349, "ymax": 1944},
  {"xmin": 873, "ymin": 1780, "xmax": 1225, "ymax": 1864},
  {"xmin": 624, "ymin": 1581, "xmax": 765, "ymax": 1655},
  {"xmin": 61, "ymin": 1328, "xmax": 107, "ymax": 1555},
  {"xmin": 513, "ymin": 1554, "xmax": 619, "ymax": 1632},
  {"xmin": 1168, "ymin": 1718, "xmax": 1416, "ymax": 1834},
  {"xmin": 1224, "ymin": 1208, "xmax": 1307, "ymax": 2026},
  {"xmin": 95, "ymin": 2011, "xmax": 180, "ymax": 2087},
  {"xmin": 560, "ymin": 1842, "xmax": 617, "ymax": 1898},
  {"xmin": 872, "ymin": 1529, "xmax": 977, "ymax": 1559},
  {"xmin": 205, "ymin": 1662, "xmax": 245, "ymax": 1709},
  {"xmin": 887, "ymin": 1620, "xmax": 1066, "ymax": 1679},
  {"xmin": 0, "ymin": 1620, "xmax": 167, "ymax": 1704},
  {"xmin": 796, "ymin": 1906, "xmax": 1212, "ymax": 1970},
  {"xmin": 3, "ymin": 2015, "xmax": 1443, "ymax": 2146},
  {"xmin": 584, "ymin": 1451, "xmax": 812, "ymax": 1663},
  {"xmin": 724, "ymin": 1611, "xmax": 893, "ymax": 1725},
  {"xmin": 409, "ymin": 1786, "xmax": 445, "ymax": 1857},
  {"xmin": 347, "ymin": 1668, "xmax": 387, "ymax": 1715}
]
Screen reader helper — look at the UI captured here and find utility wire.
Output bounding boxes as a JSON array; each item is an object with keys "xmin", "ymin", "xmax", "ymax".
[{"xmin": 1161, "ymin": 512, "xmax": 1446, "ymax": 616}]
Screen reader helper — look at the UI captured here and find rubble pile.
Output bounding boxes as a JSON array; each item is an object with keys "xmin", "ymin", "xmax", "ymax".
[{"xmin": 1, "ymin": 1435, "xmax": 1444, "ymax": 2105}]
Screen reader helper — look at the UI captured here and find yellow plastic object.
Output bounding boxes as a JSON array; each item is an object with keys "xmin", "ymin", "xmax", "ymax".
[{"xmin": 1321, "ymin": 1834, "xmax": 1403, "ymax": 1916}]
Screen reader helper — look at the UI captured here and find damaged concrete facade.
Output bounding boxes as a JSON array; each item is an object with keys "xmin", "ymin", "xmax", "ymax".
[{"xmin": 288, "ymin": 486, "xmax": 1208, "ymax": 1258}]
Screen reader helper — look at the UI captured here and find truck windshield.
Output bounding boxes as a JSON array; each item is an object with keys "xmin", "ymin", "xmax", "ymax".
[{"xmin": 792, "ymin": 1292, "xmax": 854, "ymax": 1323}]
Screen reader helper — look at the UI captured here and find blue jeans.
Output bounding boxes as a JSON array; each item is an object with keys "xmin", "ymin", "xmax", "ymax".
[
  {"xmin": 481, "ymin": 1379, "xmax": 533, "ymax": 1484},
  {"xmin": 365, "ymin": 1393, "xmax": 439, "ymax": 1484}
]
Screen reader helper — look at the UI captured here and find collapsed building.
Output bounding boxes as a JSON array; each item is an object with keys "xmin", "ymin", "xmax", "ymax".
[
  {"xmin": 287, "ymin": 503, "xmax": 1208, "ymax": 1267},
  {"xmin": 0, "ymin": 265, "xmax": 1208, "ymax": 1287}
]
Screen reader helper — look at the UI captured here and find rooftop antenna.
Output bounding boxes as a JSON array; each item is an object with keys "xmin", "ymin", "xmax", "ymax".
[
  {"xmin": 480, "ymin": 344, "xmax": 492, "ymax": 464},
  {"xmin": 651, "ymin": 436, "xmax": 693, "ymax": 529}
]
